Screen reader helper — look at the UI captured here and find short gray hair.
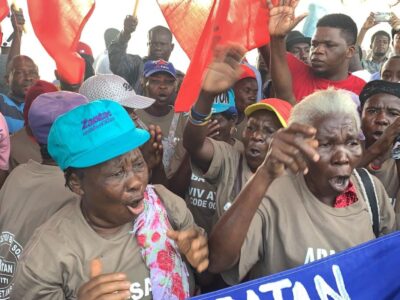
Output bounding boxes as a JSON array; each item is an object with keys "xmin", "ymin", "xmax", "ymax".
[{"xmin": 289, "ymin": 89, "xmax": 361, "ymax": 132}]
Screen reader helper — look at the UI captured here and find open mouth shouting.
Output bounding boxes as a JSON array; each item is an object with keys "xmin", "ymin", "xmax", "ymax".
[
  {"xmin": 328, "ymin": 175, "xmax": 350, "ymax": 193},
  {"xmin": 126, "ymin": 198, "xmax": 145, "ymax": 215},
  {"xmin": 247, "ymin": 147, "xmax": 261, "ymax": 158},
  {"xmin": 371, "ymin": 130, "xmax": 384, "ymax": 141}
]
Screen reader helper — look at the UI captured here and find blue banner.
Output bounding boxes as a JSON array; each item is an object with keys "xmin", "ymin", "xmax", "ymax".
[{"xmin": 193, "ymin": 231, "xmax": 400, "ymax": 300}]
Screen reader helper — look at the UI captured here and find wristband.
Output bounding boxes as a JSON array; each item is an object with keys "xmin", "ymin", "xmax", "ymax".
[
  {"xmin": 190, "ymin": 107, "xmax": 212, "ymax": 121},
  {"xmin": 188, "ymin": 115, "xmax": 210, "ymax": 126}
]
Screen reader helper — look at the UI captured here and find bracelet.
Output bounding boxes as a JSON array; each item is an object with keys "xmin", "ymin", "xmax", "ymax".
[
  {"xmin": 190, "ymin": 107, "xmax": 212, "ymax": 122},
  {"xmin": 188, "ymin": 115, "xmax": 210, "ymax": 126},
  {"xmin": 189, "ymin": 110, "xmax": 212, "ymax": 124}
]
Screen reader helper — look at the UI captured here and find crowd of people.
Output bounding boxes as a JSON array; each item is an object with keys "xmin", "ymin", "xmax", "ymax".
[{"xmin": 0, "ymin": 1, "xmax": 399, "ymax": 299}]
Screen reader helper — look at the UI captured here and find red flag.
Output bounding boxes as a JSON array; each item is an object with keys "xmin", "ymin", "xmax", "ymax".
[
  {"xmin": 27, "ymin": 0, "xmax": 95, "ymax": 84},
  {"xmin": 158, "ymin": 0, "xmax": 276, "ymax": 112},
  {"xmin": 0, "ymin": 0, "xmax": 10, "ymax": 45},
  {"xmin": 0, "ymin": 0, "xmax": 9, "ymax": 22}
]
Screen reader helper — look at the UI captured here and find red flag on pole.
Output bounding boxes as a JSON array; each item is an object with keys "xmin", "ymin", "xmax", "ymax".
[
  {"xmin": 0, "ymin": 0, "xmax": 10, "ymax": 45},
  {"xmin": 158, "ymin": 0, "xmax": 276, "ymax": 112},
  {"xmin": 27, "ymin": 0, "xmax": 95, "ymax": 85}
]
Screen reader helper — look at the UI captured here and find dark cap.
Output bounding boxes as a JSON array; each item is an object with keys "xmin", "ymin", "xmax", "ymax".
[
  {"xmin": 144, "ymin": 59, "xmax": 176, "ymax": 78},
  {"xmin": 359, "ymin": 80, "xmax": 400, "ymax": 108},
  {"xmin": 286, "ymin": 31, "xmax": 311, "ymax": 51}
]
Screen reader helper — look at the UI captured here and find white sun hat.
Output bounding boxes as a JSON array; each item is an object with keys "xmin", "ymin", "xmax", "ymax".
[{"xmin": 79, "ymin": 74, "xmax": 155, "ymax": 109}]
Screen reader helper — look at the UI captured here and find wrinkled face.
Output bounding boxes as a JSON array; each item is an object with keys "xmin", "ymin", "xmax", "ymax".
[
  {"xmin": 305, "ymin": 114, "xmax": 362, "ymax": 201},
  {"xmin": 310, "ymin": 27, "xmax": 353, "ymax": 77},
  {"xmin": 78, "ymin": 149, "xmax": 149, "ymax": 227},
  {"xmin": 381, "ymin": 58, "xmax": 400, "ymax": 83},
  {"xmin": 371, "ymin": 35, "xmax": 390, "ymax": 57},
  {"xmin": 361, "ymin": 93, "xmax": 400, "ymax": 148},
  {"xmin": 394, "ymin": 33, "xmax": 400, "ymax": 56},
  {"xmin": 234, "ymin": 78, "xmax": 258, "ymax": 114},
  {"xmin": 7, "ymin": 57, "xmax": 39, "ymax": 98},
  {"xmin": 147, "ymin": 31, "xmax": 174, "ymax": 61},
  {"xmin": 289, "ymin": 42, "xmax": 311, "ymax": 64},
  {"xmin": 211, "ymin": 113, "xmax": 236, "ymax": 142},
  {"xmin": 145, "ymin": 72, "xmax": 176, "ymax": 108},
  {"xmin": 242, "ymin": 110, "xmax": 282, "ymax": 172}
]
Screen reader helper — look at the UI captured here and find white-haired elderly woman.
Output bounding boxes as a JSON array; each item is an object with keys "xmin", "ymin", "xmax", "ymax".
[{"xmin": 207, "ymin": 88, "xmax": 396, "ymax": 284}]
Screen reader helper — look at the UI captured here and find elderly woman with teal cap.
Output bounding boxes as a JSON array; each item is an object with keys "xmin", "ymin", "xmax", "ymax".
[{"xmin": 11, "ymin": 100, "xmax": 208, "ymax": 300}]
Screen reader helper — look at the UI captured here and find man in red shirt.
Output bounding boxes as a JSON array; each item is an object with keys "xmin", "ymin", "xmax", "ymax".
[{"xmin": 267, "ymin": 1, "xmax": 366, "ymax": 105}]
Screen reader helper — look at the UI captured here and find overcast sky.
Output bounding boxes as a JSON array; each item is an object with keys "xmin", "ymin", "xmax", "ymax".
[{"xmin": 3, "ymin": 0, "xmax": 399, "ymax": 81}]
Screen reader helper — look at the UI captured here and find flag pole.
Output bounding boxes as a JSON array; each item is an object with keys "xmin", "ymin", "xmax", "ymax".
[{"xmin": 133, "ymin": 0, "xmax": 140, "ymax": 17}]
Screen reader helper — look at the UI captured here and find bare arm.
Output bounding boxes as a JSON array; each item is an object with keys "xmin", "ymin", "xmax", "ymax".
[
  {"xmin": 270, "ymin": 37, "xmax": 296, "ymax": 104},
  {"xmin": 208, "ymin": 162, "xmax": 274, "ymax": 272},
  {"xmin": 167, "ymin": 152, "xmax": 191, "ymax": 198},
  {"xmin": 183, "ymin": 47, "xmax": 244, "ymax": 173},
  {"xmin": 267, "ymin": 0, "xmax": 307, "ymax": 105},
  {"xmin": 356, "ymin": 13, "xmax": 377, "ymax": 47},
  {"xmin": 172, "ymin": 118, "xmax": 226, "ymax": 197},
  {"xmin": 7, "ymin": 6, "xmax": 24, "ymax": 66},
  {"xmin": 208, "ymin": 123, "xmax": 319, "ymax": 273},
  {"xmin": 182, "ymin": 90, "xmax": 218, "ymax": 173}
]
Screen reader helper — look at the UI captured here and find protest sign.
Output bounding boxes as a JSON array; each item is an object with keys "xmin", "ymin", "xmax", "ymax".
[{"xmin": 193, "ymin": 231, "xmax": 400, "ymax": 300}]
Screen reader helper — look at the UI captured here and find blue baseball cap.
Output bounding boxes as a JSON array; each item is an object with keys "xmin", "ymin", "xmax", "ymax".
[
  {"xmin": 211, "ymin": 89, "xmax": 236, "ymax": 114},
  {"xmin": 144, "ymin": 59, "xmax": 177, "ymax": 78},
  {"xmin": 48, "ymin": 100, "xmax": 150, "ymax": 170}
]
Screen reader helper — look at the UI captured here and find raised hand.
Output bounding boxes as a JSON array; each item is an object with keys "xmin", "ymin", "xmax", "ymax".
[
  {"xmin": 202, "ymin": 45, "xmax": 246, "ymax": 94},
  {"xmin": 206, "ymin": 119, "xmax": 220, "ymax": 139},
  {"xmin": 77, "ymin": 259, "xmax": 131, "ymax": 300},
  {"xmin": 371, "ymin": 117, "xmax": 400, "ymax": 156},
  {"xmin": 267, "ymin": 0, "xmax": 308, "ymax": 37},
  {"xmin": 389, "ymin": 13, "xmax": 400, "ymax": 30},
  {"xmin": 10, "ymin": 4, "xmax": 25, "ymax": 34},
  {"xmin": 261, "ymin": 123, "xmax": 319, "ymax": 177},
  {"xmin": 124, "ymin": 15, "xmax": 138, "ymax": 34},
  {"xmin": 167, "ymin": 227, "xmax": 209, "ymax": 273},
  {"xmin": 361, "ymin": 13, "xmax": 378, "ymax": 31},
  {"xmin": 141, "ymin": 125, "xmax": 163, "ymax": 170}
]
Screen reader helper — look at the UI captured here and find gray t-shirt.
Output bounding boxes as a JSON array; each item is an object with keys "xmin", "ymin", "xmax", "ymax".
[
  {"xmin": 10, "ymin": 185, "xmax": 196, "ymax": 300},
  {"xmin": 0, "ymin": 160, "xmax": 76, "ymax": 298},
  {"xmin": 222, "ymin": 173, "xmax": 395, "ymax": 285}
]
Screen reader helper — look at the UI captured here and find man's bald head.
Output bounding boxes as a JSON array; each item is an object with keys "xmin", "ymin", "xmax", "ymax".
[{"xmin": 6, "ymin": 55, "xmax": 39, "ymax": 98}]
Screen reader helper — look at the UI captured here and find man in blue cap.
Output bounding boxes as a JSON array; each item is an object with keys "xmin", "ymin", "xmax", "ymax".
[
  {"xmin": 11, "ymin": 100, "xmax": 208, "ymax": 299},
  {"xmin": 136, "ymin": 59, "xmax": 187, "ymax": 179}
]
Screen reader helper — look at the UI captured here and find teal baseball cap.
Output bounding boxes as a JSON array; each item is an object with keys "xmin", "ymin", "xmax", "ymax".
[
  {"xmin": 211, "ymin": 89, "xmax": 236, "ymax": 114},
  {"xmin": 48, "ymin": 100, "xmax": 150, "ymax": 170}
]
